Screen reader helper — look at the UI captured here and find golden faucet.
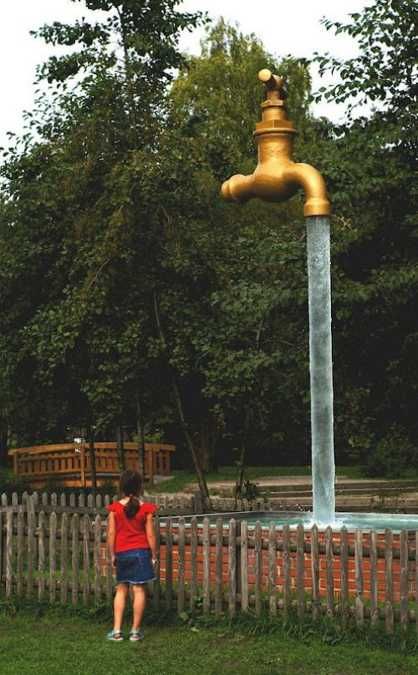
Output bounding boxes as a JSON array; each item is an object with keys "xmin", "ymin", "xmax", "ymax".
[{"xmin": 221, "ymin": 69, "xmax": 331, "ymax": 216}]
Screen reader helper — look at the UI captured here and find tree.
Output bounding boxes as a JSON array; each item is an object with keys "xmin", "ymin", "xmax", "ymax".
[
  {"xmin": 0, "ymin": 1, "xmax": 204, "ymax": 451},
  {"xmin": 160, "ymin": 21, "xmax": 318, "ymax": 482},
  {"xmin": 313, "ymin": 0, "xmax": 418, "ymax": 471},
  {"xmin": 315, "ymin": 0, "xmax": 417, "ymax": 129},
  {"xmin": 171, "ymin": 19, "xmax": 312, "ymax": 183}
]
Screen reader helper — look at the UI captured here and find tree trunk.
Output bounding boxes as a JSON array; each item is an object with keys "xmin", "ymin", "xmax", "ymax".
[
  {"xmin": 153, "ymin": 290, "xmax": 211, "ymax": 511},
  {"xmin": 234, "ymin": 409, "xmax": 251, "ymax": 508},
  {"xmin": 234, "ymin": 445, "xmax": 246, "ymax": 510},
  {"xmin": 0, "ymin": 423, "xmax": 9, "ymax": 467},
  {"xmin": 136, "ymin": 396, "xmax": 146, "ymax": 482},
  {"xmin": 171, "ymin": 378, "xmax": 211, "ymax": 511},
  {"xmin": 88, "ymin": 427, "xmax": 97, "ymax": 496},
  {"xmin": 116, "ymin": 425, "xmax": 125, "ymax": 472},
  {"xmin": 197, "ymin": 418, "xmax": 219, "ymax": 472}
]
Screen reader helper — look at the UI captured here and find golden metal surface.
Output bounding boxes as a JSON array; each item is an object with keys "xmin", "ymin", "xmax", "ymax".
[{"xmin": 221, "ymin": 69, "xmax": 331, "ymax": 216}]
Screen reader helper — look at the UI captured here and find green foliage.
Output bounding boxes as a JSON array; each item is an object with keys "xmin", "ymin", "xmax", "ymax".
[
  {"xmin": 160, "ymin": 21, "xmax": 317, "ymax": 468},
  {"xmin": 0, "ymin": 0, "xmax": 205, "ymax": 443},
  {"xmin": 367, "ymin": 425, "xmax": 417, "ymax": 478},
  {"xmin": 171, "ymin": 19, "xmax": 311, "ymax": 180},
  {"xmin": 311, "ymin": 0, "xmax": 418, "ymax": 469},
  {"xmin": 0, "ymin": 468, "xmax": 27, "ymax": 495},
  {"xmin": 315, "ymin": 0, "xmax": 417, "ymax": 128}
]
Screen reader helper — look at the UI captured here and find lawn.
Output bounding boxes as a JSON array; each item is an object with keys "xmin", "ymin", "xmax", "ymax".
[{"xmin": 1, "ymin": 608, "xmax": 418, "ymax": 675}]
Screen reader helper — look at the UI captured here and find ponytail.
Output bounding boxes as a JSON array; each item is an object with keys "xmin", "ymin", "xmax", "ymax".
[
  {"xmin": 119, "ymin": 470, "xmax": 142, "ymax": 518},
  {"xmin": 124, "ymin": 495, "xmax": 140, "ymax": 519}
]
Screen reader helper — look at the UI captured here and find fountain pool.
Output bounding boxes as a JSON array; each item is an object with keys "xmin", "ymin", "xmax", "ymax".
[{"xmin": 165, "ymin": 510, "xmax": 418, "ymax": 532}]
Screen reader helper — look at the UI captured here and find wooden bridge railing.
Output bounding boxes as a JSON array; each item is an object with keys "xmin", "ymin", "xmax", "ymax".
[{"xmin": 8, "ymin": 442, "xmax": 175, "ymax": 488}]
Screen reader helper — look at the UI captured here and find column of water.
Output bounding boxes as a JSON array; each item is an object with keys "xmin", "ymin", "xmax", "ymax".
[{"xmin": 306, "ymin": 216, "xmax": 335, "ymax": 524}]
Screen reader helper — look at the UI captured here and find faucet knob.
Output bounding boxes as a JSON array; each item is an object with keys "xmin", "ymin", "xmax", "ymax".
[{"xmin": 258, "ymin": 69, "xmax": 287, "ymax": 100}]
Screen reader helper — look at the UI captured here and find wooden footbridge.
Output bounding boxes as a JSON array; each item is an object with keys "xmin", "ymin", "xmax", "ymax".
[{"xmin": 8, "ymin": 442, "xmax": 175, "ymax": 489}]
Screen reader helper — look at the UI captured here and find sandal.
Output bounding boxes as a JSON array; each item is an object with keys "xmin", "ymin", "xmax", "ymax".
[
  {"xmin": 106, "ymin": 630, "xmax": 124, "ymax": 641},
  {"xmin": 129, "ymin": 629, "xmax": 144, "ymax": 642}
]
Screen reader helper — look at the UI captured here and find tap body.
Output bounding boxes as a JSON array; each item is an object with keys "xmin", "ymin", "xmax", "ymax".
[{"xmin": 221, "ymin": 70, "xmax": 331, "ymax": 217}]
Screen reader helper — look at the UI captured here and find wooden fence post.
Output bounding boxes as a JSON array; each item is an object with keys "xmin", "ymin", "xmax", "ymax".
[
  {"xmin": 283, "ymin": 525, "xmax": 291, "ymax": 621},
  {"xmin": 416, "ymin": 531, "xmax": 418, "ymax": 636},
  {"xmin": 60, "ymin": 513, "xmax": 69, "ymax": 604},
  {"xmin": 38, "ymin": 511, "xmax": 46, "ymax": 602},
  {"xmin": 93, "ymin": 515, "xmax": 101, "ymax": 604},
  {"xmin": 385, "ymin": 529, "xmax": 394, "ymax": 634},
  {"xmin": 49, "ymin": 512, "xmax": 57, "ymax": 603},
  {"xmin": 325, "ymin": 526, "xmax": 334, "ymax": 617},
  {"xmin": 177, "ymin": 517, "xmax": 186, "ymax": 614},
  {"xmin": 311, "ymin": 524, "xmax": 320, "ymax": 621},
  {"xmin": 400, "ymin": 529, "xmax": 408, "ymax": 632},
  {"xmin": 82, "ymin": 515, "xmax": 90, "ymax": 605},
  {"xmin": 370, "ymin": 530, "xmax": 378, "ymax": 627},
  {"xmin": 296, "ymin": 524, "xmax": 305, "ymax": 620},
  {"xmin": 228, "ymin": 519, "xmax": 237, "ymax": 618},
  {"xmin": 189, "ymin": 516, "xmax": 197, "ymax": 613},
  {"xmin": 202, "ymin": 517, "xmax": 210, "ymax": 614},
  {"xmin": 16, "ymin": 510, "xmax": 24, "ymax": 598},
  {"xmin": 152, "ymin": 517, "xmax": 160, "ymax": 611},
  {"xmin": 165, "ymin": 518, "xmax": 173, "ymax": 611},
  {"xmin": 255, "ymin": 521, "xmax": 263, "ymax": 617},
  {"xmin": 340, "ymin": 527, "xmax": 349, "ymax": 625},
  {"xmin": 240, "ymin": 520, "xmax": 249, "ymax": 613},
  {"xmin": 0, "ymin": 510, "xmax": 3, "ymax": 592},
  {"xmin": 268, "ymin": 522, "xmax": 277, "ymax": 617},
  {"xmin": 5, "ymin": 510, "xmax": 13, "ymax": 598},
  {"xmin": 71, "ymin": 514, "xmax": 80, "ymax": 606},
  {"xmin": 215, "ymin": 518, "xmax": 223, "ymax": 616},
  {"xmin": 355, "ymin": 529, "xmax": 364, "ymax": 627},
  {"xmin": 27, "ymin": 498, "xmax": 35, "ymax": 599}
]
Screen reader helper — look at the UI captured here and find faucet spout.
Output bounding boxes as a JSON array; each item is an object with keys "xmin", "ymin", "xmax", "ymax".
[
  {"xmin": 221, "ymin": 69, "xmax": 331, "ymax": 217},
  {"xmin": 221, "ymin": 173, "xmax": 255, "ymax": 203},
  {"xmin": 285, "ymin": 163, "xmax": 331, "ymax": 217}
]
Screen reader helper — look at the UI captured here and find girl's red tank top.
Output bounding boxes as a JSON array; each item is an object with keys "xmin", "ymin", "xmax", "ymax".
[{"xmin": 106, "ymin": 500, "xmax": 157, "ymax": 553}]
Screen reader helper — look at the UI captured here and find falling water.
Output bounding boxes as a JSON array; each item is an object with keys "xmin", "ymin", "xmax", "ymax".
[{"xmin": 306, "ymin": 216, "xmax": 335, "ymax": 524}]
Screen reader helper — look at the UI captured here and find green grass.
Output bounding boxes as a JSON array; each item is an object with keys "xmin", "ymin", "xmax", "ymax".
[
  {"xmin": 148, "ymin": 466, "xmax": 367, "ymax": 494},
  {"xmin": 1, "ymin": 606, "xmax": 418, "ymax": 675}
]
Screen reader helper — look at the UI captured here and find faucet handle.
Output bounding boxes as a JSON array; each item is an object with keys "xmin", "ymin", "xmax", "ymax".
[{"xmin": 258, "ymin": 69, "xmax": 287, "ymax": 100}]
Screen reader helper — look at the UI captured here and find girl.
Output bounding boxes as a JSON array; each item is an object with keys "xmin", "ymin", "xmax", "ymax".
[{"xmin": 106, "ymin": 470, "xmax": 158, "ymax": 641}]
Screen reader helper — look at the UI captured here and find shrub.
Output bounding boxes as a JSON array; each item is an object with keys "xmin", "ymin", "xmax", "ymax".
[
  {"xmin": 0, "ymin": 468, "xmax": 28, "ymax": 495},
  {"xmin": 366, "ymin": 426, "xmax": 416, "ymax": 478}
]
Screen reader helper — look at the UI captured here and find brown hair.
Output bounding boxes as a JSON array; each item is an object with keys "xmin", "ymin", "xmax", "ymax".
[{"xmin": 120, "ymin": 470, "xmax": 142, "ymax": 519}]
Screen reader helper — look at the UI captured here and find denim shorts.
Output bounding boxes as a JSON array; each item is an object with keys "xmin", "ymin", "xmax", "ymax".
[{"xmin": 115, "ymin": 548, "xmax": 155, "ymax": 585}]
